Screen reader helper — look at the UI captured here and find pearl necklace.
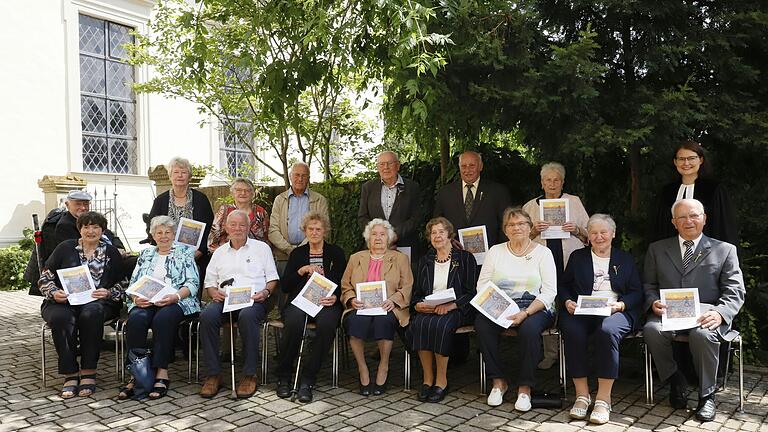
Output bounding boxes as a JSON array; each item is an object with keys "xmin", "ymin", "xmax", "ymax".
[{"xmin": 507, "ymin": 239, "xmax": 533, "ymax": 257}]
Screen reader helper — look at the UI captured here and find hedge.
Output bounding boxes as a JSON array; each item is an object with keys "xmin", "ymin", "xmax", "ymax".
[{"xmin": 0, "ymin": 246, "xmax": 30, "ymax": 291}]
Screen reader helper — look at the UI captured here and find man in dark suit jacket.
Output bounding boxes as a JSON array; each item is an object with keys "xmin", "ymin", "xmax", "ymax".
[
  {"xmin": 433, "ymin": 151, "xmax": 511, "ymax": 248},
  {"xmin": 357, "ymin": 151, "xmax": 423, "ymax": 251},
  {"xmin": 643, "ymin": 198, "xmax": 744, "ymax": 422}
]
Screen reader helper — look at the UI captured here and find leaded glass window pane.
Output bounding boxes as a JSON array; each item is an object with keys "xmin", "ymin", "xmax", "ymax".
[
  {"xmin": 78, "ymin": 14, "xmax": 137, "ymax": 174},
  {"xmin": 79, "ymin": 15, "xmax": 105, "ymax": 55},
  {"xmin": 220, "ymin": 121, "xmax": 255, "ymax": 178}
]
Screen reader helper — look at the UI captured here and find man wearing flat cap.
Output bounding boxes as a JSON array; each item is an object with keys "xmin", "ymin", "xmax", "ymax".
[{"xmin": 49, "ymin": 190, "xmax": 125, "ymax": 258}]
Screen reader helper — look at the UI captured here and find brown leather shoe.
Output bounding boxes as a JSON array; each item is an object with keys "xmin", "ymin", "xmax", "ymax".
[
  {"xmin": 236, "ymin": 375, "xmax": 258, "ymax": 398},
  {"xmin": 199, "ymin": 375, "xmax": 222, "ymax": 398}
]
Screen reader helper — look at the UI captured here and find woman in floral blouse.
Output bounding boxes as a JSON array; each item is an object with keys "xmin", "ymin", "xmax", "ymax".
[
  {"xmin": 119, "ymin": 215, "xmax": 200, "ymax": 400},
  {"xmin": 208, "ymin": 177, "xmax": 270, "ymax": 251}
]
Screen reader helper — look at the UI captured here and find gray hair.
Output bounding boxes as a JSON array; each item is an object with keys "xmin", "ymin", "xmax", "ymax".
[
  {"xmin": 458, "ymin": 151, "xmax": 482, "ymax": 165},
  {"xmin": 300, "ymin": 211, "xmax": 331, "ymax": 234},
  {"xmin": 363, "ymin": 218, "xmax": 397, "ymax": 248},
  {"xmin": 587, "ymin": 213, "xmax": 616, "ymax": 233},
  {"xmin": 671, "ymin": 198, "xmax": 705, "ymax": 217},
  {"xmin": 226, "ymin": 209, "xmax": 250, "ymax": 225},
  {"xmin": 289, "ymin": 161, "xmax": 310, "ymax": 176},
  {"xmin": 167, "ymin": 156, "xmax": 192, "ymax": 178},
  {"xmin": 150, "ymin": 215, "xmax": 177, "ymax": 235},
  {"xmin": 230, "ymin": 177, "xmax": 255, "ymax": 194},
  {"xmin": 376, "ymin": 151, "xmax": 400, "ymax": 163},
  {"xmin": 540, "ymin": 162, "xmax": 566, "ymax": 180}
]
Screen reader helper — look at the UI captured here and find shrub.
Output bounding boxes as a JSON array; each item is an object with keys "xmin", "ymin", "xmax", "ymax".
[{"xmin": 0, "ymin": 246, "xmax": 30, "ymax": 291}]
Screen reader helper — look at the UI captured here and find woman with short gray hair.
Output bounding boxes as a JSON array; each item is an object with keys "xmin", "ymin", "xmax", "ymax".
[
  {"xmin": 208, "ymin": 177, "xmax": 270, "ymax": 252},
  {"xmin": 119, "ymin": 215, "xmax": 200, "ymax": 400},
  {"xmin": 148, "ymin": 156, "xmax": 214, "ymax": 258}
]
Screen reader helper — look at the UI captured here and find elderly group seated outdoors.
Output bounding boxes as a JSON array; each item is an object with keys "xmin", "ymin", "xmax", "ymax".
[{"xmin": 36, "ymin": 145, "xmax": 744, "ymax": 425}]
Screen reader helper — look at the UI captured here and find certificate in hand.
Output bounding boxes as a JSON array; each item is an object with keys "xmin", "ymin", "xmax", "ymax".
[
  {"xmin": 127, "ymin": 275, "xmax": 177, "ymax": 304},
  {"xmin": 175, "ymin": 217, "xmax": 206, "ymax": 249},
  {"xmin": 661, "ymin": 288, "xmax": 701, "ymax": 331},
  {"xmin": 356, "ymin": 281, "xmax": 387, "ymax": 316},
  {"xmin": 423, "ymin": 288, "xmax": 456, "ymax": 306},
  {"xmin": 574, "ymin": 295, "xmax": 612, "ymax": 316},
  {"xmin": 540, "ymin": 199, "xmax": 570, "ymax": 240},
  {"xmin": 291, "ymin": 272, "xmax": 337, "ymax": 318},
  {"xmin": 57, "ymin": 265, "xmax": 97, "ymax": 305},
  {"xmin": 223, "ymin": 285, "xmax": 255, "ymax": 313},
  {"xmin": 470, "ymin": 282, "xmax": 520, "ymax": 329},
  {"xmin": 458, "ymin": 226, "xmax": 489, "ymax": 265}
]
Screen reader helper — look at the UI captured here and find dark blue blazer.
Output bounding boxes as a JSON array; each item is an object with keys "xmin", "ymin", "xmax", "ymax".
[
  {"xmin": 558, "ymin": 246, "xmax": 643, "ymax": 327},
  {"xmin": 410, "ymin": 248, "xmax": 478, "ymax": 323}
]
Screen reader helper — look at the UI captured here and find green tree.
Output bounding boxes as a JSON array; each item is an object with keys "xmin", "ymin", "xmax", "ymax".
[{"xmin": 130, "ymin": 0, "xmax": 450, "ymax": 186}]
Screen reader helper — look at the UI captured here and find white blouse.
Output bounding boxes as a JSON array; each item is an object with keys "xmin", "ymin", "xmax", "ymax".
[
  {"xmin": 432, "ymin": 260, "xmax": 450, "ymax": 293},
  {"xmin": 477, "ymin": 243, "xmax": 557, "ymax": 310}
]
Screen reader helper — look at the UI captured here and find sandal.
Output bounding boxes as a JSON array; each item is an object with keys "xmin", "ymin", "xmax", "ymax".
[
  {"xmin": 589, "ymin": 400, "xmax": 612, "ymax": 425},
  {"xmin": 148, "ymin": 378, "xmax": 170, "ymax": 400},
  {"xmin": 569, "ymin": 394, "xmax": 591, "ymax": 420},
  {"xmin": 61, "ymin": 376, "xmax": 79, "ymax": 399},
  {"xmin": 78, "ymin": 374, "xmax": 97, "ymax": 397},
  {"xmin": 117, "ymin": 378, "xmax": 135, "ymax": 400}
]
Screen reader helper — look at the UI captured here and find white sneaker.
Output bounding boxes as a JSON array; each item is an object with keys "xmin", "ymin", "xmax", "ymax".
[
  {"xmin": 487, "ymin": 387, "xmax": 507, "ymax": 406},
  {"xmin": 515, "ymin": 393, "xmax": 532, "ymax": 412}
]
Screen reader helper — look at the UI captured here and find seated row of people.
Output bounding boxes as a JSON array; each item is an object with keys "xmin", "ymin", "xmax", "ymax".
[{"xmin": 38, "ymin": 195, "xmax": 743, "ymax": 426}]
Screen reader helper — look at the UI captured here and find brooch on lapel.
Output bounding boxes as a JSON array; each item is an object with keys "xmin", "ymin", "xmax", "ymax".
[
  {"xmin": 693, "ymin": 251, "xmax": 703, "ymax": 264},
  {"xmin": 612, "ymin": 265, "xmax": 620, "ymax": 276},
  {"xmin": 451, "ymin": 260, "xmax": 459, "ymax": 270},
  {"xmin": 246, "ymin": 258, "xmax": 251, "ymax": 263}
]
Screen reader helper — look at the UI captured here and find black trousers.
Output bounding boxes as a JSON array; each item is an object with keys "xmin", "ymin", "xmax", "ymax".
[
  {"xmin": 276, "ymin": 303, "xmax": 342, "ymax": 385},
  {"xmin": 475, "ymin": 310, "xmax": 553, "ymax": 387},
  {"xmin": 41, "ymin": 299, "xmax": 120, "ymax": 375},
  {"xmin": 125, "ymin": 304, "xmax": 186, "ymax": 369}
]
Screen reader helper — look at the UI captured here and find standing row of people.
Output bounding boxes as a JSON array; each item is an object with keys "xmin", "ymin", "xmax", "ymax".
[{"xmin": 36, "ymin": 142, "xmax": 743, "ymax": 426}]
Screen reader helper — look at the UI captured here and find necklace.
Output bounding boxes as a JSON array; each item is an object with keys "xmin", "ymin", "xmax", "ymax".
[
  {"xmin": 370, "ymin": 252, "xmax": 386, "ymax": 260},
  {"xmin": 507, "ymin": 239, "xmax": 532, "ymax": 257},
  {"xmin": 435, "ymin": 247, "xmax": 452, "ymax": 263}
]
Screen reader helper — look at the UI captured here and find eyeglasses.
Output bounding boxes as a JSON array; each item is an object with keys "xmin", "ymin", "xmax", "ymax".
[
  {"xmin": 506, "ymin": 222, "xmax": 530, "ymax": 228},
  {"xmin": 674, "ymin": 213, "xmax": 703, "ymax": 222},
  {"xmin": 675, "ymin": 156, "xmax": 700, "ymax": 163}
]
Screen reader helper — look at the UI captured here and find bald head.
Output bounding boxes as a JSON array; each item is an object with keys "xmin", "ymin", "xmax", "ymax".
[{"xmin": 459, "ymin": 151, "xmax": 483, "ymax": 184}]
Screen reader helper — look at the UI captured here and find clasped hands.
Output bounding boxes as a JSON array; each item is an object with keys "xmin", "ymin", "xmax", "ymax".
[
  {"xmin": 652, "ymin": 300, "xmax": 723, "ymax": 329},
  {"xmin": 209, "ymin": 288, "xmax": 270, "ymax": 303},
  {"xmin": 415, "ymin": 302, "xmax": 457, "ymax": 315},
  {"xmin": 351, "ymin": 298, "xmax": 396, "ymax": 312},
  {"xmin": 564, "ymin": 299, "xmax": 624, "ymax": 315}
]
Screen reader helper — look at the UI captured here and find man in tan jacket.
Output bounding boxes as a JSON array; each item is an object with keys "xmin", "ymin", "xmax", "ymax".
[{"xmin": 268, "ymin": 162, "xmax": 329, "ymax": 273}]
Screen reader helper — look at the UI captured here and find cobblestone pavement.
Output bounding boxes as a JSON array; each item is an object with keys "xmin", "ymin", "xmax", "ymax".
[{"xmin": 1, "ymin": 290, "xmax": 766, "ymax": 432}]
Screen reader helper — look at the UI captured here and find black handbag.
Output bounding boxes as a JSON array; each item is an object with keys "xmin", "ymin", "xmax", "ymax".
[
  {"xmin": 126, "ymin": 348, "xmax": 155, "ymax": 400},
  {"xmin": 530, "ymin": 390, "xmax": 563, "ymax": 409}
]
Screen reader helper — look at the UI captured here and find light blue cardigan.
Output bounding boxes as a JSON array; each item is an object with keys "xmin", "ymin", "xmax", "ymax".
[{"xmin": 127, "ymin": 245, "xmax": 200, "ymax": 315}]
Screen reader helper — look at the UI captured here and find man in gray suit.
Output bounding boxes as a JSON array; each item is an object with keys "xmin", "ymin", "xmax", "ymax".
[{"xmin": 643, "ymin": 198, "xmax": 744, "ymax": 422}]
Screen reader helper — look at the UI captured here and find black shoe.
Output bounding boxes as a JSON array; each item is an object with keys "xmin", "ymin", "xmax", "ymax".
[
  {"xmin": 695, "ymin": 395, "xmax": 716, "ymax": 422},
  {"xmin": 297, "ymin": 383, "xmax": 313, "ymax": 403},
  {"xmin": 359, "ymin": 382, "xmax": 371, "ymax": 396},
  {"xmin": 372, "ymin": 382, "xmax": 387, "ymax": 396},
  {"xmin": 276, "ymin": 380, "xmax": 291, "ymax": 399},
  {"xmin": 427, "ymin": 385, "xmax": 449, "ymax": 403},
  {"xmin": 669, "ymin": 371, "xmax": 688, "ymax": 409},
  {"xmin": 417, "ymin": 384, "xmax": 432, "ymax": 402}
]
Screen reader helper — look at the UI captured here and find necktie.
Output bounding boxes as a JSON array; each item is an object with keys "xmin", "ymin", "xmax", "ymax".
[
  {"xmin": 464, "ymin": 184, "xmax": 474, "ymax": 220},
  {"xmin": 682, "ymin": 240, "xmax": 694, "ymax": 270}
]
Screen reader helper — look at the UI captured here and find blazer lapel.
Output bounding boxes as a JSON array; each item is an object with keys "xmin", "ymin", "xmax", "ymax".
[
  {"xmin": 684, "ymin": 236, "xmax": 712, "ymax": 276},
  {"xmin": 370, "ymin": 181, "xmax": 385, "ymax": 219},
  {"xmin": 663, "ymin": 238, "xmax": 685, "ymax": 275},
  {"xmin": 425, "ymin": 255, "xmax": 437, "ymax": 295},
  {"xmin": 455, "ymin": 181, "xmax": 469, "ymax": 225},
  {"xmin": 468, "ymin": 179, "xmax": 484, "ymax": 222},
  {"xmin": 382, "ymin": 251, "xmax": 394, "ymax": 280}
]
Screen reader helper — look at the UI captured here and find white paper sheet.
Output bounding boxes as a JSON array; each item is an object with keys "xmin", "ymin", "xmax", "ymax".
[
  {"xmin": 423, "ymin": 288, "xmax": 456, "ymax": 306},
  {"xmin": 458, "ymin": 225, "xmax": 489, "ymax": 265},
  {"xmin": 291, "ymin": 272, "xmax": 337, "ymax": 318},
  {"xmin": 470, "ymin": 282, "xmax": 520, "ymax": 328},
  {"xmin": 356, "ymin": 281, "xmax": 387, "ymax": 316},
  {"xmin": 574, "ymin": 295, "xmax": 612, "ymax": 316},
  {"xmin": 661, "ymin": 288, "xmax": 701, "ymax": 331},
  {"xmin": 57, "ymin": 265, "xmax": 97, "ymax": 305}
]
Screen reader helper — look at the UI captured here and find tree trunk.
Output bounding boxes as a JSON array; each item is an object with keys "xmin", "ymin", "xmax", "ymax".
[{"xmin": 629, "ymin": 141, "xmax": 641, "ymax": 214}]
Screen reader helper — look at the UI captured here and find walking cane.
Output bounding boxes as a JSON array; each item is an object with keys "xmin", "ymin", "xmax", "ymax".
[
  {"xmin": 32, "ymin": 214, "xmax": 43, "ymax": 275},
  {"xmin": 290, "ymin": 315, "xmax": 309, "ymax": 402},
  {"xmin": 219, "ymin": 278, "xmax": 236, "ymax": 398}
]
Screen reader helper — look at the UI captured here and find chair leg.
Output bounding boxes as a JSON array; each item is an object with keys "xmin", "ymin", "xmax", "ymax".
[
  {"xmin": 722, "ymin": 340, "xmax": 732, "ymax": 391},
  {"xmin": 404, "ymin": 349, "xmax": 411, "ymax": 391},
  {"xmin": 41, "ymin": 323, "xmax": 47, "ymax": 388},
  {"xmin": 261, "ymin": 322, "xmax": 269, "ymax": 386},
  {"xmin": 187, "ymin": 321, "xmax": 193, "ymax": 384},
  {"xmin": 332, "ymin": 328, "xmax": 339, "ymax": 389},
  {"xmin": 738, "ymin": 337, "xmax": 744, "ymax": 413},
  {"xmin": 644, "ymin": 342, "xmax": 654, "ymax": 405},
  {"xmin": 120, "ymin": 324, "xmax": 127, "ymax": 383},
  {"xmin": 195, "ymin": 321, "xmax": 201, "ymax": 382},
  {"xmin": 559, "ymin": 332, "xmax": 566, "ymax": 398},
  {"xmin": 479, "ymin": 351, "xmax": 486, "ymax": 395}
]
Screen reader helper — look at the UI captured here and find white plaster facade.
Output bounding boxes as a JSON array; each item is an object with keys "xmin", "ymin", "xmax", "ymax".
[{"xmin": 0, "ymin": 0, "xmax": 255, "ymax": 249}]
